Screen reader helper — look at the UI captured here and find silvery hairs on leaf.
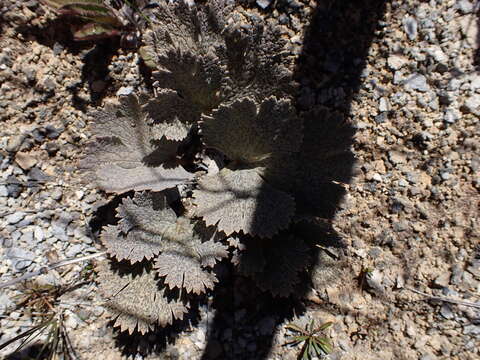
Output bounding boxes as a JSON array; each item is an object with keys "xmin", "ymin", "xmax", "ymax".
[
  {"xmin": 154, "ymin": 217, "xmax": 228, "ymax": 295},
  {"xmin": 82, "ymin": 94, "xmax": 194, "ymax": 193},
  {"xmin": 143, "ymin": 89, "xmax": 200, "ymax": 141},
  {"xmin": 193, "ymin": 168, "xmax": 295, "ymax": 238},
  {"xmin": 222, "ymin": 9, "xmax": 297, "ymax": 100},
  {"xmin": 101, "ymin": 192, "xmax": 177, "ymax": 263},
  {"xmin": 141, "ymin": 1, "xmax": 227, "ymax": 112},
  {"xmin": 202, "ymin": 96, "xmax": 302, "ymax": 188},
  {"xmin": 97, "ymin": 261, "xmax": 187, "ymax": 334}
]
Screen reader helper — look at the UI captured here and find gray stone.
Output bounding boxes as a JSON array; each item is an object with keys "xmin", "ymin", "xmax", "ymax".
[
  {"xmin": 6, "ymin": 183, "xmax": 21, "ymax": 198},
  {"xmin": 440, "ymin": 172, "xmax": 452, "ymax": 181},
  {"xmin": 439, "ymin": 304, "xmax": 454, "ymax": 319},
  {"xmin": 426, "ymin": 46, "xmax": 448, "ymax": 63},
  {"xmin": 65, "ymin": 243, "xmax": 83, "ymax": 257},
  {"xmin": 256, "ymin": 0, "xmax": 271, "ymax": 9},
  {"xmin": 6, "ymin": 134, "xmax": 26, "ymax": 152},
  {"xmin": 463, "ymin": 324, "xmax": 480, "ymax": 335},
  {"xmin": 41, "ymin": 76, "xmax": 57, "ymax": 91},
  {"xmin": 50, "ymin": 188, "xmax": 63, "ymax": 201},
  {"xmin": 51, "ymin": 224, "xmax": 68, "ymax": 241},
  {"xmin": 64, "ymin": 313, "xmax": 80, "ymax": 330},
  {"xmin": 393, "ymin": 221, "xmax": 409, "ymax": 232},
  {"xmin": 471, "ymin": 75, "xmax": 480, "ymax": 91},
  {"xmin": 28, "ymin": 167, "xmax": 50, "ymax": 182},
  {"xmin": 2, "ymin": 236, "xmax": 13, "ymax": 248},
  {"xmin": 403, "ymin": 16, "xmax": 418, "ymax": 40},
  {"xmin": 45, "ymin": 125, "xmax": 61, "ymax": 139},
  {"xmin": 0, "ymin": 293, "xmax": 13, "ymax": 315},
  {"xmin": 462, "ymin": 97, "xmax": 480, "ymax": 114},
  {"xmin": 11, "ymin": 231, "xmax": 22, "ymax": 243},
  {"xmin": 0, "ymin": 185, "xmax": 8, "ymax": 197},
  {"xmin": 455, "ymin": 0, "xmax": 474, "ymax": 14},
  {"xmin": 387, "ymin": 55, "xmax": 408, "ymax": 70},
  {"xmin": 443, "ymin": 109, "xmax": 460, "ymax": 124},
  {"xmin": 366, "ymin": 269, "xmax": 385, "ymax": 294},
  {"xmin": 6, "ymin": 212, "xmax": 25, "ymax": 224},
  {"xmin": 405, "ymin": 74, "xmax": 429, "ymax": 92},
  {"xmin": 20, "ymin": 230, "xmax": 34, "ymax": 244},
  {"xmin": 379, "ymin": 97, "xmax": 390, "ymax": 112},
  {"xmin": 34, "ymin": 226, "xmax": 45, "ymax": 241},
  {"xmin": 389, "ymin": 151, "xmax": 407, "ymax": 165},
  {"xmin": 35, "ymin": 273, "xmax": 60, "ymax": 287},
  {"xmin": 116, "ymin": 86, "xmax": 134, "ymax": 96},
  {"xmin": 6, "ymin": 247, "xmax": 35, "ymax": 270},
  {"xmin": 17, "ymin": 215, "xmax": 35, "ymax": 227}
]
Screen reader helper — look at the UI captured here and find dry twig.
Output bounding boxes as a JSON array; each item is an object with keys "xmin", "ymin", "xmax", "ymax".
[
  {"xmin": 0, "ymin": 252, "xmax": 107, "ymax": 290},
  {"xmin": 405, "ymin": 287, "xmax": 480, "ymax": 309}
]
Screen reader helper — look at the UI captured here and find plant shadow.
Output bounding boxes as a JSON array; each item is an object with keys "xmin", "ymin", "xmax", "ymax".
[{"xmin": 201, "ymin": 1, "xmax": 388, "ymax": 359}]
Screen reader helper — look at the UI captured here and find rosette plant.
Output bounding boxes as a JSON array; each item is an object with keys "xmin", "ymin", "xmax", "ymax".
[{"xmin": 81, "ymin": 0, "xmax": 324, "ymax": 334}]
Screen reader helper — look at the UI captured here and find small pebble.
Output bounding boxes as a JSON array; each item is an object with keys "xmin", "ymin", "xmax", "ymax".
[
  {"xmin": 6, "ymin": 212, "xmax": 25, "ymax": 225},
  {"xmin": 403, "ymin": 16, "xmax": 418, "ymax": 40}
]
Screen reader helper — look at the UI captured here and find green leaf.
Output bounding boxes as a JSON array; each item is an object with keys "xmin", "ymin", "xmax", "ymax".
[
  {"xmin": 316, "ymin": 321, "xmax": 333, "ymax": 332},
  {"xmin": 315, "ymin": 336, "xmax": 333, "ymax": 354},
  {"xmin": 285, "ymin": 323, "xmax": 308, "ymax": 335},
  {"xmin": 311, "ymin": 340, "xmax": 323, "ymax": 357},
  {"xmin": 301, "ymin": 342, "xmax": 310, "ymax": 360}
]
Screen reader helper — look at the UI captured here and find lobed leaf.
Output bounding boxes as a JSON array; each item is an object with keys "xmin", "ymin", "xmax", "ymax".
[
  {"xmin": 202, "ymin": 97, "xmax": 302, "ymax": 167},
  {"xmin": 193, "ymin": 168, "xmax": 295, "ymax": 238},
  {"xmin": 154, "ymin": 217, "xmax": 228, "ymax": 294},
  {"xmin": 97, "ymin": 261, "xmax": 188, "ymax": 334},
  {"xmin": 81, "ymin": 94, "xmax": 194, "ymax": 194},
  {"xmin": 201, "ymin": 96, "xmax": 302, "ymax": 190},
  {"xmin": 141, "ymin": 1, "xmax": 226, "ymax": 112},
  {"xmin": 143, "ymin": 89, "xmax": 200, "ymax": 141},
  {"xmin": 100, "ymin": 192, "xmax": 177, "ymax": 263}
]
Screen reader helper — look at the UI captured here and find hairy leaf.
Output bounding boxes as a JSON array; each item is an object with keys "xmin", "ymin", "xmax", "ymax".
[
  {"xmin": 97, "ymin": 261, "xmax": 187, "ymax": 334},
  {"xmin": 82, "ymin": 94, "xmax": 194, "ymax": 193},
  {"xmin": 141, "ymin": 1, "xmax": 226, "ymax": 112},
  {"xmin": 202, "ymin": 96, "xmax": 302, "ymax": 188},
  {"xmin": 100, "ymin": 192, "xmax": 177, "ymax": 263},
  {"xmin": 193, "ymin": 168, "xmax": 295, "ymax": 238},
  {"xmin": 143, "ymin": 89, "xmax": 200, "ymax": 141},
  {"xmin": 154, "ymin": 217, "xmax": 228, "ymax": 294},
  {"xmin": 223, "ymin": 9, "xmax": 296, "ymax": 100}
]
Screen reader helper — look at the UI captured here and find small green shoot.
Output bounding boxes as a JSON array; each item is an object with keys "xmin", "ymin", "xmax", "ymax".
[{"xmin": 285, "ymin": 320, "xmax": 333, "ymax": 360}]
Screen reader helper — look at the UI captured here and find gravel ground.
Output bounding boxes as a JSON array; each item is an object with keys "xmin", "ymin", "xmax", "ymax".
[{"xmin": 0, "ymin": 0, "xmax": 479, "ymax": 359}]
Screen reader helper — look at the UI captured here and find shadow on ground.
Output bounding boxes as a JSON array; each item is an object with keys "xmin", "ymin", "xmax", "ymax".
[
  {"xmin": 201, "ymin": 1, "xmax": 388, "ymax": 359},
  {"xmin": 15, "ymin": 15, "xmax": 123, "ymax": 109}
]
